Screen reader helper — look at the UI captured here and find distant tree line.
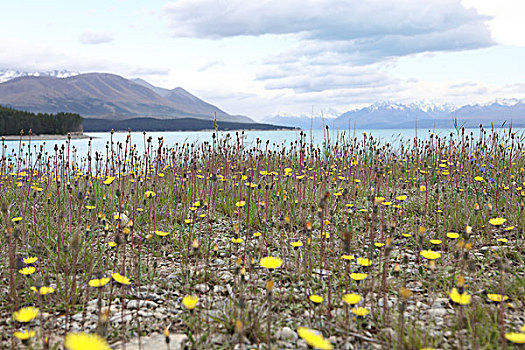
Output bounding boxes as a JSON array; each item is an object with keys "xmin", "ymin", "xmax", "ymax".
[{"xmin": 0, "ymin": 105, "xmax": 83, "ymax": 135}]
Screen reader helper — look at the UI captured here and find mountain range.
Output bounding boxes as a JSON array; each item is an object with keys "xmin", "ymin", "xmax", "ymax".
[
  {"xmin": 0, "ymin": 70, "xmax": 252, "ymax": 123},
  {"xmin": 263, "ymin": 99, "xmax": 525, "ymax": 129},
  {"xmin": 1, "ymin": 69, "xmax": 523, "ymax": 131}
]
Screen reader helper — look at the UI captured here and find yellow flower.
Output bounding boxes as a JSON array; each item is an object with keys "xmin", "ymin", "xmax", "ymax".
[
  {"xmin": 88, "ymin": 277, "xmax": 110, "ymax": 288},
  {"xmin": 30, "ymin": 286, "xmax": 55, "ymax": 295},
  {"xmin": 429, "ymin": 239, "xmax": 442, "ymax": 245},
  {"xmin": 341, "ymin": 255, "xmax": 355, "ymax": 261},
  {"xmin": 474, "ymin": 176, "xmax": 484, "ymax": 182},
  {"xmin": 309, "ymin": 295, "xmax": 324, "ymax": 304},
  {"xmin": 449, "ymin": 288, "xmax": 471, "ymax": 305},
  {"xmin": 155, "ymin": 230, "xmax": 169, "ymax": 237},
  {"xmin": 85, "ymin": 205, "xmax": 96, "ymax": 210},
  {"xmin": 356, "ymin": 257, "xmax": 372, "ymax": 266},
  {"xmin": 504, "ymin": 332, "xmax": 525, "ymax": 344},
  {"xmin": 487, "ymin": 293, "xmax": 508, "ymax": 302},
  {"xmin": 342, "ymin": 293, "xmax": 361, "ymax": 305},
  {"xmin": 231, "ymin": 237, "xmax": 243, "ymax": 244},
  {"xmin": 489, "ymin": 218, "xmax": 506, "ymax": 226},
  {"xmin": 253, "ymin": 232, "xmax": 262, "ymax": 237},
  {"xmin": 23, "ymin": 257, "xmax": 38, "ymax": 264},
  {"xmin": 108, "ymin": 241, "xmax": 117, "ymax": 247},
  {"xmin": 297, "ymin": 327, "xmax": 333, "ymax": 350},
  {"xmin": 14, "ymin": 306, "xmax": 39, "ymax": 323},
  {"xmin": 19, "ymin": 266, "xmax": 36, "ymax": 275},
  {"xmin": 12, "ymin": 217, "xmax": 23, "ymax": 222},
  {"xmin": 351, "ymin": 307, "xmax": 370, "ymax": 317},
  {"xmin": 111, "ymin": 273, "xmax": 131, "ymax": 285},
  {"xmin": 420, "ymin": 185, "xmax": 426, "ymax": 192},
  {"xmin": 259, "ymin": 256, "xmax": 283, "ymax": 269},
  {"xmin": 144, "ymin": 190, "xmax": 156, "ymax": 198},
  {"xmin": 64, "ymin": 332, "xmax": 111, "ymax": 350},
  {"xmin": 182, "ymin": 295, "xmax": 199, "ymax": 310},
  {"xmin": 103, "ymin": 176, "xmax": 115, "ymax": 185},
  {"xmin": 235, "ymin": 201, "xmax": 246, "ymax": 207},
  {"xmin": 349, "ymin": 273, "xmax": 368, "ymax": 281},
  {"xmin": 396, "ymin": 195, "xmax": 408, "ymax": 201},
  {"xmin": 420, "ymin": 250, "xmax": 441, "ymax": 260},
  {"xmin": 14, "ymin": 329, "xmax": 36, "ymax": 341},
  {"xmin": 446, "ymin": 232, "xmax": 459, "ymax": 239},
  {"xmin": 291, "ymin": 241, "xmax": 303, "ymax": 248}
]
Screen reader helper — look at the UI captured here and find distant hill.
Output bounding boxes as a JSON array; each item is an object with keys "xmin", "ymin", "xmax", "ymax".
[
  {"xmin": 0, "ymin": 72, "xmax": 253, "ymax": 123},
  {"xmin": 0, "ymin": 105, "xmax": 82, "ymax": 135},
  {"xmin": 263, "ymin": 100, "xmax": 525, "ymax": 129},
  {"xmin": 83, "ymin": 117, "xmax": 297, "ymax": 132}
]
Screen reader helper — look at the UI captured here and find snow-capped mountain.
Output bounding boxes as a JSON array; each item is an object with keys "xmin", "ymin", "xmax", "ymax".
[
  {"xmin": 0, "ymin": 69, "xmax": 79, "ymax": 83},
  {"xmin": 263, "ymin": 100, "xmax": 525, "ymax": 129}
]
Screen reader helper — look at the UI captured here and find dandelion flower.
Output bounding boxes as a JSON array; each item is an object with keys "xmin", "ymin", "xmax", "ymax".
[
  {"xmin": 487, "ymin": 293, "xmax": 508, "ymax": 302},
  {"xmin": 449, "ymin": 288, "xmax": 471, "ymax": 305},
  {"xmin": 504, "ymin": 332, "xmax": 525, "ymax": 344},
  {"xmin": 88, "ymin": 277, "xmax": 110, "ymax": 288},
  {"xmin": 108, "ymin": 242, "xmax": 117, "ymax": 247},
  {"xmin": 23, "ymin": 257, "xmax": 38, "ymax": 264},
  {"xmin": 260, "ymin": 256, "xmax": 283, "ymax": 269},
  {"xmin": 297, "ymin": 327, "xmax": 333, "ymax": 350},
  {"xmin": 342, "ymin": 293, "xmax": 361, "ymax": 305},
  {"xmin": 111, "ymin": 273, "xmax": 131, "ymax": 285},
  {"xmin": 154, "ymin": 230, "xmax": 169, "ymax": 237},
  {"xmin": 14, "ymin": 307, "xmax": 39, "ymax": 323},
  {"xmin": 489, "ymin": 218, "xmax": 506, "ymax": 226},
  {"xmin": 253, "ymin": 232, "xmax": 262, "ymax": 237},
  {"xmin": 144, "ymin": 190, "xmax": 156, "ymax": 198},
  {"xmin": 14, "ymin": 329, "xmax": 36, "ymax": 341},
  {"xmin": 30, "ymin": 286, "xmax": 54, "ymax": 295},
  {"xmin": 19, "ymin": 266, "xmax": 36, "ymax": 275},
  {"xmin": 64, "ymin": 332, "xmax": 111, "ymax": 350},
  {"xmin": 291, "ymin": 241, "xmax": 303, "ymax": 248},
  {"xmin": 309, "ymin": 295, "xmax": 324, "ymax": 304},
  {"xmin": 351, "ymin": 307, "xmax": 370, "ymax": 317},
  {"xmin": 341, "ymin": 255, "xmax": 355, "ymax": 261},
  {"xmin": 231, "ymin": 237, "xmax": 243, "ymax": 244},
  {"xmin": 420, "ymin": 250, "xmax": 441, "ymax": 260},
  {"xmin": 349, "ymin": 273, "xmax": 368, "ymax": 281},
  {"xmin": 446, "ymin": 232, "xmax": 459, "ymax": 239},
  {"xmin": 396, "ymin": 195, "xmax": 408, "ymax": 201},
  {"xmin": 103, "ymin": 177, "xmax": 115, "ymax": 185},
  {"xmin": 429, "ymin": 239, "xmax": 442, "ymax": 245},
  {"xmin": 12, "ymin": 217, "xmax": 23, "ymax": 222},
  {"xmin": 182, "ymin": 295, "xmax": 199, "ymax": 310},
  {"xmin": 235, "ymin": 201, "xmax": 246, "ymax": 207},
  {"xmin": 356, "ymin": 257, "xmax": 372, "ymax": 266}
]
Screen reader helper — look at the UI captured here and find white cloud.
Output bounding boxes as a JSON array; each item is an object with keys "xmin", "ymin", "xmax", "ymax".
[
  {"xmin": 79, "ymin": 31, "xmax": 113, "ymax": 44},
  {"xmin": 162, "ymin": 0, "xmax": 494, "ymax": 99}
]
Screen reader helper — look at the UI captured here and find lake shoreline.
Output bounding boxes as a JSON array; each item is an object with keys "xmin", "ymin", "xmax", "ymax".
[{"xmin": 1, "ymin": 133, "xmax": 91, "ymax": 141}]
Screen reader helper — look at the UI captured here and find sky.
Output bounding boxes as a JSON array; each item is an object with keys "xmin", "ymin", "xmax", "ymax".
[{"xmin": 0, "ymin": 0, "xmax": 524, "ymax": 120}]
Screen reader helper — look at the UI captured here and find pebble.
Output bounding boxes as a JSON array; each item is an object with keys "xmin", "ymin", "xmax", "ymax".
[
  {"xmin": 277, "ymin": 326, "xmax": 298, "ymax": 341},
  {"xmin": 194, "ymin": 283, "xmax": 209, "ymax": 293}
]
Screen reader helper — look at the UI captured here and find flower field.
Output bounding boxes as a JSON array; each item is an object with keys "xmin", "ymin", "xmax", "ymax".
[{"xmin": 0, "ymin": 128, "xmax": 524, "ymax": 349}]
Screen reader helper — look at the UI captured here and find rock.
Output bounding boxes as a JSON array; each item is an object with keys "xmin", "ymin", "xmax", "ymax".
[
  {"xmin": 428, "ymin": 308, "xmax": 448, "ymax": 317},
  {"xmin": 214, "ymin": 258, "xmax": 225, "ymax": 266},
  {"xmin": 432, "ymin": 298, "xmax": 449, "ymax": 309},
  {"xmin": 378, "ymin": 298, "xmax": 393, "ymax": 308},
  {"xmin": 121, "ymin": 333, "xmax": 188, "ymax": 350},
  {"xmin": 194, "ymin": 283, "xmax": 209, "ymax": 293},
  {"xmin": 276, "ymin": 326, "xmax": 297, "ymax": 341}
]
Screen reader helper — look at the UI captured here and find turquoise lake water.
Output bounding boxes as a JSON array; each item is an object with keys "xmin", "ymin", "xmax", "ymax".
[{"xmin": 2, "ymin": 127, "xmax": 523, "ymax": 159}]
